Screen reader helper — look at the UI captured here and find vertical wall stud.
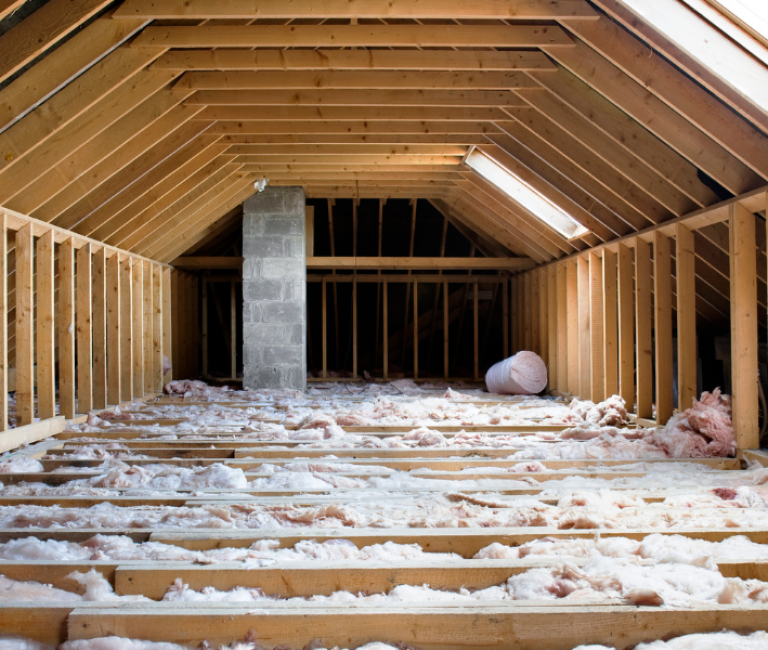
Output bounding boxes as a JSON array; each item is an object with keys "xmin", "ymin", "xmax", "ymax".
[
  {"xmin": 162, "ymin": 267, "xmax": 172, "ymax": 386},
  {"xmin": 502, "ymin": 278, "xmax": 509, "ymax": 359},
  {"xmin": 383, "ymin": 279, "xmax": 389, "ymax": 381},
  {"xmin": 547, "ymin": 265, "xmax": 557, "ymax": 390},
  {"xmin": 143, "ymin": 261, "xmax": 153, "ymax": 394},
  {"xmin": 132, "ymin": 260, "xmax": 144, "ymax": 396},
  {"xmin": 539, "ymin": 268, "xmax": 548, "ymax": 368},
  {"xmin": 321, "ymin": 277, "xmax": 327, "ymax": 379},
  {"xmin": 230, "ymin": 279, "xmax": 236, "ymax": 380},
  {"xmin": 0, "ymin": 216, "xmax": 8, "ymax": 429},
  {"xmin": 443, "ymin": 280, "xmax": 449, "ymax": 379},
  {"xmin": 76, "ymin": 244, "xmax": 93, "ymax": 414},
  {"xmin": 414, "ymin": 280, "xmax": 419, "ymax": 379},
  {"xmin": 676, "ymin": 223, "xmax": 697, "ymax": 411},
  {"xmin": 567, "ymin": 260, "xmax": 579, "ymax": 395},
  {"xmin": 654, "ymin": 231, "xmax": 673, "ymax": 425},
  {"xmin": 120, "ymin": 257, "xmax": 133, "ymax": 401},
  {"xmin": 106, "ymin": 253, "xmax": 121, "ymax": 405},
  {"xmin": 730, "ymin": 201, "xmax": 759, "ymax": 449},
  {"xmin": 36, "ymin": 230, "xmax": 55, "ymax": 420},
  {"xmin": 16, "ymin": 223, "xmax": 34, "ymax": 425},
  {"xmin": 618, "ymin": 244, "xmax": 635, "ymax": 413},
  {"xmin": 589, "ymin": 252, "xmax": 605, "ymax": 403},
  {"xmin": 473, "ymin": 278, "xmax": 479, "ymax": 381},
  {"xmin": 602, "ymin": 249, "xmax": 619, "ymax": 399},
  {"xmin": 352, "ymin": 278, "xmax": 358, "ymax": 379},
  {"xmin": 577, "ymin": 256, "xmax": 591, "ymax": 401},
  {"xmin": 92, "ymin": 248, "xmax": 107, "ymax": 410},
  {"xmin": 153, "ymin": 266, "xmax": 163, "ymax": 391},
  {"xmin": 557, "ymin": 262, "xmax": 568, "ymax": 394},
  {"xmin": 635, "ymin": 238, "xmax": 653, "ymax": 419}
]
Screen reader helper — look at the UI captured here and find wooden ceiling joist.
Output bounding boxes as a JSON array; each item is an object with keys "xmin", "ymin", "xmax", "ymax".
[
  {"xmin": 231, "ymin": 155, "xmax": 463, "ymax": 165},
  {"xmin": 222, "ymin": 134, "xmax": 492, "ymax": 146},
  {"xmin": 226, "ymin": 145, "xmax": 468, "ymax": 156},
  {"xmin": 153, "ymin": 49, "xmax": 558, "ymax": 72},
  {"xmin": 131, "ymin": 25, "xmax": 575, "ymax": 49},
  {"xmin": 194, "ymin": 107, "xmax": 512, "ymax": 121},
  {"xmin": 113, "ymin": 0, "xmax": 599, "ymax": 20},
  {"xmin": 209, "ymin": 121, "xmax": 501, "ymax": 136}
]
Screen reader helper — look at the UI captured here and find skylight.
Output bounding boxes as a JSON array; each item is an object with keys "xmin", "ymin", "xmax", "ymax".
[{"xmin": 464, "ymin": 147, "xmax": 589, "ymax": 240}]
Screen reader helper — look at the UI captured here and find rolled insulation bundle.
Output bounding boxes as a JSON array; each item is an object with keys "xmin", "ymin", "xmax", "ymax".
[{"xmin": 485, "ymin": 351, "xmax": 547, "ymax": 395}]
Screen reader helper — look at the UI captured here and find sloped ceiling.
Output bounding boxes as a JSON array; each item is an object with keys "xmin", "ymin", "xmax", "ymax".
[{"xmin": 0, "ymin": 0, "xmax": 766, "ymax": 326}]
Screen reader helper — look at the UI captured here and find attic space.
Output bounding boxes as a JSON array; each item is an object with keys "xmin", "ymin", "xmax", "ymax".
[{"xmin": 1, "ymin": 1, "xmax": 768, "ymax": 649}]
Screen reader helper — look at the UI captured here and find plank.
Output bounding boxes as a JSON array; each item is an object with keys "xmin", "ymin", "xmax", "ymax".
[
  {"xmin": 154, "ymin": 49, "xmax": 557, "ymax": 71},
  {"xmin": 154, "ymin": 265, "xmax": 163, "ymax": 391},
  {"xmin": 15, "ymin": 223, "xmax": 33, "ymax": 425},
  {"xmin": 577, "ymin": 256, "xmax": 591, "ymax": 400},
  {"xmin": 635, "ymin": 238, "xmax": 653, "ymax": 419},
  {"xmin": 133, "ymin": 25, "xmax": 574, "ymax": 48},
  {"xmin": 177, "ymin": 70, "xmax": 539, "ymax": 90},
  {"xmin": 675, "ymin": 223, "xmax": 697, "ymax": 411},
  {"xmin": 0, "ymin": 214, "xmax": 6, "ymax": 429},
  {"xmin": 556, "ymin": 263, "xmax": 567, "ymax": 394},
  {"xmin": 197, "ymin": 106, "xmax": 509, "ymax": 122},
  {"xmin": 115, "ymin": 0, "xmax": 599, "ymax": 19},
  {"xmin": 143, "ymin": 261, "xmax": 153, "ymax": 395},
  {"xmin": 92, "ymin": 248, "xmax": 107, "ymax": 410},
  {"xmin": 539, "ymin": 268, "xmax": 548, "ymax": 375},
  {"xmin": 566, "ymin": 260, "xmax": 579, "ymax": 395},
  {"xmin": 654, "ymin": 231, "xmax": 673, "ymax": 425},
  {"xmin": 589, "ymin": 252, "xmax": 604, "ymax": 402},
  {"xmin": 58, "ymin": 238, "xmax": 77, "ymax": 418},
  {"xmin": 76, "ymin": 244, "xmax": 93, "ymax": 415},
  {"xmin": 120, "ymin": 258, "xmax": 133, "ymax": 401},
  {"xmin": 0, "ymin": 416, "xmax": 66, "ymax": 454},
  {"xmin": 602, "ymin": 249, "xmax": 619, "ymax": 398},
  {"xmin": 132, "ymin": 261, "xmax": 144, "ymax": 397},
  {"xmin": 35, "ymin": 230, "xmax": 55, "ymax": 420},
  {"xmin": 617, "ymin": 244, "xmax": 634, "ymax": 411},
  {"xmin": 106, "ymin": 254, "xmax": 121, "ymax": 405},
  {"xmin": 161, "ymin": 267, "xmax": 172, "ymax": 384},
  {"xmin": 730, "ymin": 201, "xmax": 759, "ymax": 449}
]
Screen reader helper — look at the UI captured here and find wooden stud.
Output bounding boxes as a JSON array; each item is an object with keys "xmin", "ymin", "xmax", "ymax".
[
  {"xmin": 556, "ymin": 263, "xmax": 568, "ymax": 394},
  {"xmin": 91, "ymin": 248, "xmax": 107, "ymax": 410},
  {"xmin": 618, "ymin": 244, "xmax": 635, "ymax": 412},
  {"xmin": 0, "ymin": 216, "xmax": 8, "ymax": 429},
  {"xmin": 162, "ymin": 267, "xmax": 172, "ymax": 386},
  {"xmin": 106, "ymin": 254, "xmax": 121, "ymax": 406},
  {"xmin": 578, "ymin": 256, "xmax": 591, "ymax": 401},
  {"xmin": 352, "ymin": 278, "xmax": 358, "ymax": 380},
  {"xmin": 132, "ymin": 259, "xmax": 144, "ymax": 397},
  {"xmin": 589, "ymin": 253, "xmax": 604, "ymax": 403},
  {"xmin": 635, "ymin": 238, "xmax": 653, "ymax": 419},
  {"xmin": 143, "ymin": 261, "xmax": 153, "ymax": 394},
  {"xmin": 676, "ymin": 223, "xmax": 697, "ymax": 411},
  {"xmin": 523, "ymin": 273, "xmax": 532, "ymax": 351},
  {"xmin": 443, "ymin": 280, "xmax": 449, "ymax": 379},
  {"xmin": 321, "ymin": 278, "xmax": 327, "ymax": 380},
  {"xmin": 15, "ymin": 223, "xmax": 34, "ymax": 425},
  {"xmin": 602, "ymin": 249, "xmax": 619, "ymax": 398},
  {"xmin": 510, "ymin": 276, "xmax": 519, "ymax": 354},
  {"xmin": 531, "ymin": 270, "xmax": 540, "ymax": 356},
  {"xmin": 567, "ymin": 261, "xmax": 579, "ymax": 396},
  {"xmin": 383, "ymin": 279, "xmax": 389, "ymax": 381},
  {"xmin": 35, "ymin": 230, "xmax": 55, "ymax": 420},
  {"xmin": 473, "ymin": 278, "xmax": 479, "ymax": 381},
  {"xmin": 170, "ymin": 269, "xmax": 179, "ymax": 381},
  {"xmin": 654, "ymin": 231, "xmax": 673, "ymax": 425},
  {"xmin": 547, "ymin": 265, "xmax": 557, "ymax": 390},
  {"xmin": 120, "ymin": 258, "xmax": 133, "ymax": 401},
  {"xmin": 730, "ymin": 201, "xmax": 759, "ymax": 449},
  {"xmin": 230, "ymin": 280, "xmax": 236, "ymax": 380},
  {"xmin": 153, "ymin": 266, "xmax": 163, "ymax": 391},
  {"xmin": 502, "ymin": 278, "xmax": 509, "ymax": 359},
  {"xmin": 539, "ymin": 268, "xmax": 548, "ymax": 370},
  {"xmin": 413, "ymin": 280, "xmax": 419, "ymax": 380},
  {"xmin": 76, "ymin": 244, "xmax": 93, "ymax": 415}
]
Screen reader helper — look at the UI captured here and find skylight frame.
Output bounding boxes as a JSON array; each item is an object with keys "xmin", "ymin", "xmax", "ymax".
[{"xmin": 463, "ymin": 147, "xmax": 589, "ymax": 240}]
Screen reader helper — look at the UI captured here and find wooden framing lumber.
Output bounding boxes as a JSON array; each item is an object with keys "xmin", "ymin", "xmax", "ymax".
[
  {"xmin": 0, "ymin": 214, "xmax": 7, "ymax": 429},
  {"xmin": 35, "ymin": 230, "xmax": 55, "ymax": 420},
  {"xmin": 577, "ymin": 256, "xmax": 591, "ymax": 400},
  {"xmin": 15, "ymin": 223, "xmax": 33, "ymax": 425},
  {"xmin": 566, "ymin": 260, "xmax": 579, "ymax": 395},
  {"xmin": 556, "ymin": 262, "xmax": 568, "ymax": 394},
  {"xmin": 92, "ymin": 248, "xmax": 107, "ymax": 410},
  {"xmin": 120, "ymin": 257, "xmax": 133, "ymax": 402},
  {"xmin": 59, "ymin": 239, "xmax": 77, "ymax": 418},
  {"xmin": 730, "ymin": 201, "xmax": 760, "ymax": 449},
  {"xmin": 589, "ymin": 252, "xmax": 604, "ymax": 402},
  {"xmin": 106, "ymin": 254, "xmax": 121, "ymax": 406},
  {"xmin": 153, "ymin": 265, "xmax": 163, "ymax": 392},
  {"xmin": 635, "ymin": 238, "xmax": 653, "ymax": 420},
  {"xmin": 132, "ymin": 260, "xmax": 144, "ymax": 397},
  {"xmin": 76, "ymin": 244, "xmax": 93, "ymax": 415},
  {"xmin": 602, "ymin": 248, "xmax": 618, "ymax": 398},
  {"xmin": 304, "ymin": 257, "xmax": 535, "ymax": 271},
  {"xmin": 617, "ymin": 244, "xmax": 634, "ymax": 411},
  {"xmin": 654, "ymin": 231, "xmax": 674, "ymax": 425},
  {"xmin": 143, "ymin": 261, "xmax": 153, "ymax": 395},
  {"xmin": 675, "ymin": 223, "xmax": 697, "ymax": 411}
]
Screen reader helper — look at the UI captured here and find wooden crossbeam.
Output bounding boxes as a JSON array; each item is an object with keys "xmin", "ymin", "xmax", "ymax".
[
  {"xmin": 211, "ymin": 121, "xmax": 500, "ymax": 135},
  {"xmin": 307, "ymin": 257, "xmax": 535, "ymax": 271},
  {"xmin": 226, "ymin": 144, "xmax": 467, "ymax": 156},
  {"xmin": 233, "ymin": 155, "xmax": 461, "ymax": 165},
  {"xmin": 186, "ymin": 89, "xmax": 530, "ymax": 107},
  {"xmin": 154, "ymin": 49, "xmax": 557, "ymax": 71},
  {"xmin": 176, "ymin": 70, "xmax": 541, "ymax": 91},
  {"xmin": 132, "ymin": 25, "xmax": 575, "ymax": 49},
  {"xmin": 115, "ymin": 0, "xmax": 599, "ymax": 19}
]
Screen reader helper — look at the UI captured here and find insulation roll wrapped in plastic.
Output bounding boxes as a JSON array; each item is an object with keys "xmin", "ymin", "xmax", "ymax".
[{"xmin": 485, "ymin": 351, "xmax": 547, "ymax": 395}]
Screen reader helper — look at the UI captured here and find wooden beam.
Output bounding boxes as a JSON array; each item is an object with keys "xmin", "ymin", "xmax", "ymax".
[
  {"xmin": 59, "ymin": 238, "xmax": 76, "ymax": 419},
  {"xmin": 539, "ymin": 268, "xmax": 549, "ymax": 372},
  {"xmin": 115, "ymin": 0, "xmax": 599, "ymax": 19},
  {"xmin": 92, "ymin": 248, "xmax": 107, "ymax": 410},
  {"xmin": 143, "ymin": 261, "xmax": 153, "ymax": 395},
  {"xmin": 120, "ymin": 258, "xmax": 133, "ymax": 402},
  {"xmin": 676, "ymin": 223, "xmax": 697, "ymax": 411},
  {"xmin": 36, "ymin": 230, "xmax": 56, "ymax": 420},
  {"xmin": 0, "ymin": 215, "xmax": 7, "ymax": 429},
  {"xmin": 154, "ymin": 49, "xmax": 557, "ymax": 71},
  {"xmin": 162, "ymin": 267, "xmax": 172, "ymax": 386},
  {"xmin": 15, "ymin": 224, "xmax": 33, "ymax": 425},
  {"xmin": 187, "ymin": 89, "xmax": 530, "ymax": 108},
  {"xmin": 132, "ymin": 260, "xmax": 144, "ymax": 397},
  {"xmin": 133, "ymin": 25, "xmax": 574, "ymax": 48},
  {"xmin": 214, "ymin": 122, "xmax": 499, "ymax": 136},
  {"xmin": 730, "ymin": 200, "xmax": 760, "ymax": 449},
  {"xmin": 106, "ymin": 254, "xmax": 121, "ymax": 406},
  {"xmin": 635, "ymin": 238, "xmax": 653, "ymax": 420},
  {"xmin": 305, "ymin": 257, "xmax": 534, "ymax": 271},
  {"xmin": 654, "ymin": 231, "xmax": 674, "ymax": 425},
  {"xmin": 228, "ymin": 145, "xmax": 467, "ymax": 156},
  {"xmin": 76, "ymin": 244, "xmax": 93, "ymax": 415},
  {"xmin": 566, "ymin": 260, "xmax": 579, "ymax": 395},
  {"xmin": 577, "ymin": 256, "xmax": 591, "ymax": 400},
  {"xmin": 617, "ymin": 244, "xmax": 635, "ymax": 413},
  {"xmin": 556, "ymin": 262, "xmax": 568, "ymax": 394},
  {"xmin": 602, "ymin": 248, "xmax": 619, "ymax": 398},
  {"xmin": 589, "ymin": 252, "xmax": 604, "ymax": 403},
  {"xmin": 153, "ymin": 265, "xmax": 163, "ymax": 392},
  {"xmin": 197, "ymin": 106, "xmax": 509, "ymax": 122},
  {"xmin": 0, "ymin": 0, "xmax": 113, "ymax": 84}
]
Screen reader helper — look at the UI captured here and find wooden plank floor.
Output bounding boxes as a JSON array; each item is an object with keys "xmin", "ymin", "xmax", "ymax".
[{"xmin": 0, "ymin": 390, "xmax": 765, "ymax": 649}]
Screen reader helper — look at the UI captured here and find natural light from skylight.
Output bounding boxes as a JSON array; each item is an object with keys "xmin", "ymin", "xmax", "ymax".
[
  {"xmin": 464, "ymin": 148, "xmax": 589, "ymax": 240},
  {"xmin": 711, "ymin": 0, "xmax": 768, "ymax": 39}
]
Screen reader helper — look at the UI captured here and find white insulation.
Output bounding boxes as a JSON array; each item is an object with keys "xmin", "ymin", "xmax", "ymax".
[{"xmin": 484, "ymin": 351, "xmax": 548, "ymax": 395}]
